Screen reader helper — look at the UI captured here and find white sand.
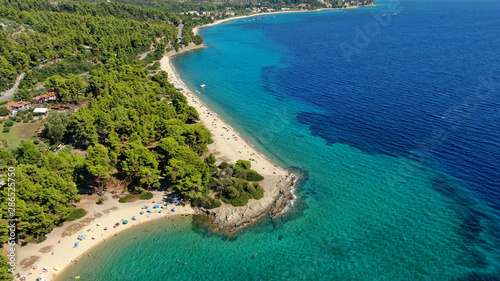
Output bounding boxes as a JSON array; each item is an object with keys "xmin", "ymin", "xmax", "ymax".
[
  {"xmin": 11, "ymin": 12, "xmax": 307, "ymax": 281},
  {"xmin": 159, "ymin": 46, "xmax": 288, "ymax": 180},
  {"xmin": 13, "ymin": 192, "xmax": 194, "ymax": 281}
]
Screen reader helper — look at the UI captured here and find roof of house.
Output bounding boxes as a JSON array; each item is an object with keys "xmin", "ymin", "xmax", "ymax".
[
  {"xmin": 8, "ymin": 101, "xmax": 31, "ymax": 108},
  {"xmin": 33, "ymin": 92, "xmax": 57, "ymax": 101}
]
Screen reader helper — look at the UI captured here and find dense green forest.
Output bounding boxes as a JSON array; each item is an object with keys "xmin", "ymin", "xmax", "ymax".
[
  {"xmin": 102, "ymin": 0, "xmax": 374, "ymax": 13},
  {"xmin": 0, "ymin": 0, "xmax": 377, "ymax": 277},
  {"xmin": 0, "ymin": 1, "xmax": 265, "ymax": 279},
  {"xmin": 0, "ymin": 0, "xmax": 183, "ymax": 91}
]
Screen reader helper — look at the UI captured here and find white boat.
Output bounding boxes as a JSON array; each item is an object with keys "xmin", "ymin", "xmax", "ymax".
[{"xmin": 200, "ymin": 84, "xmax": 206, "ymax": 88}]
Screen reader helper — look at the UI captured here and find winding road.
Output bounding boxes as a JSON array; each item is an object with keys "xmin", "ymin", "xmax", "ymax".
[{"xmin": 0, "ymin": 73, "xmax": 25, "ymax": 102}]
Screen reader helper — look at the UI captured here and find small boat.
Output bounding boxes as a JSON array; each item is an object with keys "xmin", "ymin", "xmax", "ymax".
[{"xmin": 200, "ymin": 84, "xmax": 206, "ymax": 88}]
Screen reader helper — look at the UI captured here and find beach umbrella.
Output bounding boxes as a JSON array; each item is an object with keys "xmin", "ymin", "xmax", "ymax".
[
  {"xmin": 96, "ymin": 223, "xmax": 101, "ymax": 226},
  {"xmin": 43, "ymin": 266, "xmax": 49, "ymax": 271},
  {"xmin": 53, "ymin": 267, "xmax": 59, "ymax": 271},
  {"xmin": 123, "ymin": 220, "xmax": 129, "ymax": 224},
  {"xmin": 172, "ymin": 208, "xmax": 176, "ymax": 212}
]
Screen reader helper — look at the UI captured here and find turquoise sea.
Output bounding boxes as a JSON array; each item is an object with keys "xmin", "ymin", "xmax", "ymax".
[{"xmin": 62, "ymin": 0, "xmax": 500, "ymax": 279}]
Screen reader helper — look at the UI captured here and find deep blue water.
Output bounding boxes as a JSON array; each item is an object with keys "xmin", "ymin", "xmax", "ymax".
[{"xmin": 63, "ymin": 1, "xmax": 500, "ymax": 280}]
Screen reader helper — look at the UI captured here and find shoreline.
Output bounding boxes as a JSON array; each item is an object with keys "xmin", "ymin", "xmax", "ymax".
[
  {"xmin": 159, "ymin": 30, "xmax": 297, "ymax": 230},
  {"xmin": 192, "ymin": 4, "xmax": 375, "ymax": 35},
  {"xmin": 12, "ymin": 192, "xmax": 195, "ymax": 281},
  {"xmin": 8, "ymin": 9, "xmax": 340, "ymax": 280}
]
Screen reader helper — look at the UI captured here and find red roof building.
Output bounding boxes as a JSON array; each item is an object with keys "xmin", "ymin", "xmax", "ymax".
[
  {"xmin": 33, "ymin": 92, "xmax": 57, "ymax": 103},
  {"xmin": 8, "ymin": 101, "xmax": 31, "ymax": 115}
]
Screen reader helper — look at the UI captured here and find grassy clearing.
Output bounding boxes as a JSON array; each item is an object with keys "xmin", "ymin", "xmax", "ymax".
[{"xmin": 0, "ymin": 121, "xmax": 42, "ymax": 150}]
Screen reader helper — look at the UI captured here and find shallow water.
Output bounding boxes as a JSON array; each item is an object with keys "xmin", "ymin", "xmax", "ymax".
[{"xmin": 62, "ymin": 0, "xmax": 500, "ymax": 279}]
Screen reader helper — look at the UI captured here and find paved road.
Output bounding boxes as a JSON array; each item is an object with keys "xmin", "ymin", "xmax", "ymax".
[
  {"xmin": 137, "ymin": 51, "xmax": 151, "ymax": 60},
  {"xmin": 177, "ymin": 22, "xmax": 183, "ymax": 40},
  {"xmin": 0, "ymin": 73, "xmax": 25, "ymax": 102}
]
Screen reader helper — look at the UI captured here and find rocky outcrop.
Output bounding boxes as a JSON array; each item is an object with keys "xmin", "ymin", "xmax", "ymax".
[{"xmin": 195, "ymin": 173, "xmax": 296, "ymax": 233}]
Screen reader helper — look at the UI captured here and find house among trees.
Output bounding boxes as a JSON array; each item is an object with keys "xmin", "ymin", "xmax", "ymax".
[
  {"xmin": 34, "ymin": 92, "xmax": 57, "ymax": 103},
  {"xmin": 8, "ymin": 101, "xmax": 31, "ymax": 115}
]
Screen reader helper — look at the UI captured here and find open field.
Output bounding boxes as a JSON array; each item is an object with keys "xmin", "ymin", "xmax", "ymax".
[{"xmin": 0, "ymin": 121, "xmax": 42, "ymax": 150}]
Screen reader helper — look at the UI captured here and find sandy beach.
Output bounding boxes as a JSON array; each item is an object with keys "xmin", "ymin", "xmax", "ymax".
[
  {"xmin": 159, "ymin": 35, "xmax": 295, "ymax": 231},
  {"xmin": 191, "ymin": 5, "xmax": 370, "ymax": 34},
  {"xmin": 12, "ymin": 37, "xmax": 290, "ymax": 281},
  {"xmin": 12, "ymin": 192, "xmax": 194, "ymax": 281},
  {"xmin": 11, "ymin": 13, "xmax": 297, "ymax": 281},
  {"xmin": 159, "ymin": 42, "xmax": 289, "ymax": 181}
]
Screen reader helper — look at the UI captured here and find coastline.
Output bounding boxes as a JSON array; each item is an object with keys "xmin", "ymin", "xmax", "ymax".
[
  {"xmin": 192, "ymin": 4, "xmax": 375, "ymax": 34},
  {"xmin": 159, "ymin": 43, "xmax": 296, "ymax": 232},
  {"xmin": 12, "ymin": 192, "xmax": 194, "ymax": 281},
  {"xmin": 9, "ymin": 10, "xmax": 332, "ymax": 280}
]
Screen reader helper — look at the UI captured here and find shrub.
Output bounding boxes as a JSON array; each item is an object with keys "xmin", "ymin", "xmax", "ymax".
[
  {"xmin": 24, "ymin": 236, "xmax": 34, "ymax": 243},
  {"xmin": 0, "ymin": 107, "xmax": 10, "ymax": 116},
  {"xmin": 191, "ymin": 196, "xmax": 221, "ymax": 209},
  {"xmin": 219, "ymin": 161, "xmax": 232, "ymax": 170},
  {"xmin": 119, "ymin": 195, "xmax": 134, "ymax": 203},
  {"xmin": 225, "ymin": 186, "xmax": 239, "ymax": 199},
  {"xmin": 229, "ymin": 192, "xmax": 253, "ymax": 207},
  {"xmin": 250, "ymin": 183, "xmax": 264, "ymax": 200},
  {"xmin": 97, "ymin": 198, "xmax": 104, "ymax": 205},
  {"xmin": 119, "ymin": 193, "xmax": 147, "ymax": 203},
  {"xmin": 4, "ymin": 120, "xmax": 14, "ymax": 127},
  {"xmin": 66, "ymin": 208, "xmax": 87, "ymax": 221},
  {"xmin": 236, "ymin": 160, "xmax": 251, "ymax": 170},
  {"xmin": 37, "ymin": 235, "xmax": 47, "ymax": 243},
  {"xmin": 2, "ymin": 127, "xmax": 10, "ymax": 133},
  {"xmin": 246, "ymin": 170, "xmax": 264, "ymax": 181},
  {"xmin": 139, "ymin": 192, "xmax": 154, "ymax": 200},
  {"xmin": 146, "ymin": 61, "xmax": 160, "ymax": 70}
]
